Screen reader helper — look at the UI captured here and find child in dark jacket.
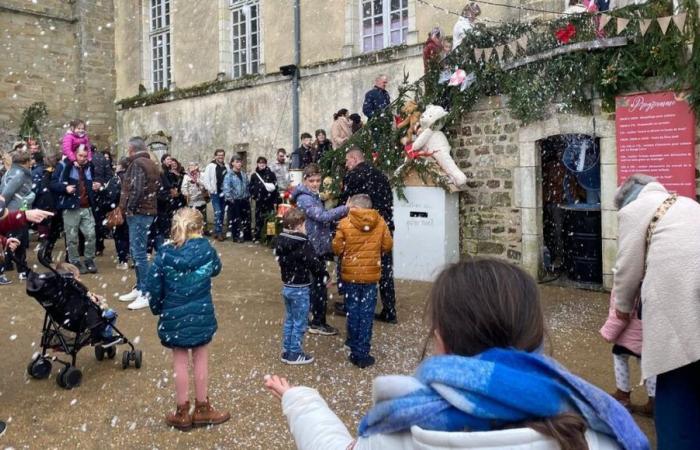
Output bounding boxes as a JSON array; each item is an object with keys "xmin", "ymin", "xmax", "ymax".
[
  {"xmin": 275, "ymin": 208, "xmax": 329, "ymax": 365},
  {"xmin": 146, "ymin": 208, "xmax": 229, "ymax": 431}
]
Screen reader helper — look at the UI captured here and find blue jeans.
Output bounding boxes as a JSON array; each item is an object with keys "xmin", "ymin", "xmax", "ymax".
[
  {"xmin": 345, "ymin": 283, "xmax": 378, "ymax": 360},
  {"xmin": 656, "ymin": 360, "xmax": 700, "ymax": 450},
  {"xmin": 127, "ymin": 215, "xmax": 154, "ymax": 293},
  {"xmin": 282, "ymin": 286, "xmax": 310, "ymax": 356},
  {"xmin": 211, "ymin": 193, "xmax": 225, "ymax": 235}
]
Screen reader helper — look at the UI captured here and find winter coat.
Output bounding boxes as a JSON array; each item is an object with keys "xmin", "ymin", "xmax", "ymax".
[
  {"xmin": 223, "ymin": 169, "xmax": 249, "ymax": 201},
  {"xmin": 313, "ymin": 141, "xmax": 332, "ymax": 164},
  {"xmin": 452, "ymin": 17, "xmax": 475, "ymax": 50},
  {"xmin": 423, "ymin": 36, "xmax": 444, "ymax": 71},
  {"xmin": 340, "ymin": 161, "xmax": 394, "ymax": 230},
  {"xmin": 49, "ymin": 160, "xmax": 95, "ymax": 210},
  {"xmin": 61, "ymin": 131, "xmax": 92, "ymax": 162},
  {"xmin": 291, "ymin": 184, "xmax": 348, "ymax": 256},
  {"xmin": 291, "ymin": 145, "xmax": 313, "ymax": 170},
  {"xmin": 281, "ymin": 387, "xmax": 620, "ymax": 450},
  {"xmin": 119, "ymin": 152, "xmax": 160, "ymax": 216},
  {"xmin": 249, "ymin": 167, "xmax": 279, "ymax": 205},
  {"xmin": 0, "ymin": 210, "xmax": 28, "ymax": 249},
  {"xmin": 613, "ymin": 181, "xmax": 700, "ymax": 379},
  {"xmin": 600, "ymin": 292, "xmax": 643, "ymax": 356},
  {"xmin": 275, "ymin": 230, "xmax": 328, "ymax": 287},
  {"xmin": 181, "ymin": 172, "xmax": 207, "ymax": 207},
  {"xmin": 147, "ymin": 237, "xmax": 222, "ymax": 349},
  {"xmin": 362, "ymin": 86, "xmax": 390, "ymax": 119},
  {"xmin": 1, "ymin": 163, "xmax": 35, "ymax": 210},
  {"xmin": 31, "ymin": 164, "xmax": 57, "ymax": 211},
  {"xmin": 203, "ymin": 161, "xmax": 227, "ymax": 195},
  {"xmin": 157, "ymin": 169, "xmax": 185, "ymax": 215},
  {"xmin": 332, "ymin": 208, "xmax": 392, "ymax": 284},
  {"xmin": 330, "ymin": 116, "xmax": 352, "ymax": 148},
  {"xmin": 91, "ymin": 151, "xmax": 114, "ymax": 184},
  {"xmin": 99, "ymin": 172, "xmax": 122, "ymax": 213}
]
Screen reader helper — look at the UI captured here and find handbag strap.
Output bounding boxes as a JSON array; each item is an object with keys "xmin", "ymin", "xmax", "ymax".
[
  {"xmin": 643, "ymin": 193, "xmax": 678, "ymax": 275},
  {"xmin": 255, "ymin": 171, "xmax": 265, "ymax": 184}
]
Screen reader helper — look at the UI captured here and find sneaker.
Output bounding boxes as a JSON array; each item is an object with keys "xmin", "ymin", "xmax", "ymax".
[
  {"xmin": 308, "ymin": 323, "xmax": 338, "ymax": 336},
  {"xmin": 71, "ymin": 261, "xmax": 88, "ymax": 275},
  {"xmin": 0, "ymin": 275, "xmax": 12, "ymax": 285},
  {"xmin": 127, "ymin": 294, "xmax": 150, "ymax": 310},
  {"xmin": 101, "ymin": 335, "xmax": 123, "ymax": 348},
  {"xmin": 280, "ymin": 352, "xmax": 289, "ymax": 363},
  {"xmin": 374, "ymin": 311, "xmax": 398, "ymax": 324},
  {"xmin": 18, "ymin": 272, "xmax": 28, "ymax": 281},
  {"xmin": 349, "ymin": 354, "xmax": 375, "ymax": 369},
  {"xmin": 116, "ymin": 262, "xmax": 129, "ymax": 270},
  {"xmin": 119, "ymin": 288, "xmax": 141, "ymax": 302},
  {"xmin": 282, "ymin": 352, "xmax": 315, "ymax": 365},
  {"xmin": 84, "ymin": 259, "xmax": 98, "ymax": 274}
]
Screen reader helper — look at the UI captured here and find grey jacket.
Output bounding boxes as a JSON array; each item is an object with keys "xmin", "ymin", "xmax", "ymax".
[{"xmin": 0, "ymin": 163, "xmax": 35, "ymax": 210}]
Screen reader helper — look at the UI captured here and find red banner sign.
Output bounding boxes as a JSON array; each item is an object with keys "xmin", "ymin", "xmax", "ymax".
[{"xmin": 615, "ymin": 91, "xmax": 696, "ymax": 198}]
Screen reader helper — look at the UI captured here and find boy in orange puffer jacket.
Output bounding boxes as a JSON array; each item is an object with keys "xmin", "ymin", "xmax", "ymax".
[{"xmin": 332, "ymin": 194, "xmax": 392, "ymax": 368}]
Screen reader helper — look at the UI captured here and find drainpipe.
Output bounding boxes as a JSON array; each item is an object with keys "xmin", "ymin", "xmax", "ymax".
[{"xmin": 292, "ymin": 0, "xmax": 301, "ymax": 151}]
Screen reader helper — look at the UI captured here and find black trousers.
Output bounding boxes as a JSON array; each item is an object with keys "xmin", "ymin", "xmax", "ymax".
[
  {"xmin": 37, "ymin": 214, "xmax": 63, "ymax": 262},
  {"xmin": 3, "ymin": 225, "xmax": 29, "ymax": 275},
  {"xmin": 310, "ymin": 254, "xmax": 332, "ymax": 326},
  {"xmin": 379, "ymin": 251, "xmax": 396, "ymax": 317},
  {"xmin": 93, "ymin": 201, "xmax": 108, "ymax": 253},
  {"xmin": 253, "ymin": 200, "xmax": 275, "ymax": 241},
  {"xmin": 113, "ymin": 221, "xmax": 130, "ymax": 263},
  {"xmin": 227, "ymin": 199, "xmax": 251, "ymax": 241}
]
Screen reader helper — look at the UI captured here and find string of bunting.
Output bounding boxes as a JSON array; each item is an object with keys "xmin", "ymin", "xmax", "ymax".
[{"xmin": 472, "ymin": 10, "xmax": 688, "ymax": 64}]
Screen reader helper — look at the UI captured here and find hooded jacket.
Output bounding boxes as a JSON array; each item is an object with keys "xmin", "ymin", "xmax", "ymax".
[
  {"xmin": 1, "ymin": 163, "xmax": 35, "ymax": 210},
  {"xmin": 61, "ymin": 131, "xmax": 92, "ymax": 162},
  {"xmin": 275, "ymin": 230, "xmax": 328, "ymax": 287},
  {"xmin": 291, "ymin": 184, "xmax": 348, "ymax": 256},
  {"xmin": 332, "ymin": 208, "xmax": 392, "ymax": 284},
  {"xmin": 146, "ymin": 237, "xmax": 222, "ymax": 349}
]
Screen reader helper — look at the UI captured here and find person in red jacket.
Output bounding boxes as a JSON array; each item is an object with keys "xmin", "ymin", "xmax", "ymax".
[{"xmin": 0, "ymin": 196, "xmax": 54, "ymax": 284}]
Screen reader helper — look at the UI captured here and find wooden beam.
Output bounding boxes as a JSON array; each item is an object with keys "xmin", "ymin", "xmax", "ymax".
[{"xmin": 502, "ymin": 37, "xmax": 629, "ymax": 70}]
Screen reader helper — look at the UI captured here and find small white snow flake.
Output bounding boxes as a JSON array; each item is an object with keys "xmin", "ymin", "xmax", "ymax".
[
  {"xmin": 111, "ymin": 416, "xmax": 119, "ymax": 427},
  {"xmin": 70, "ymin": 399, "xmax": 78, "ymax": 406},
  {"xmin": 9, "ymin": 335, "xmax": 17, "ymax": 341}
]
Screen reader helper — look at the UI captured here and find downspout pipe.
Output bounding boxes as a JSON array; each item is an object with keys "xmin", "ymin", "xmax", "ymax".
[{"xmin": 292, "ymin": 0, "xmax": 301, "ymax": 151}]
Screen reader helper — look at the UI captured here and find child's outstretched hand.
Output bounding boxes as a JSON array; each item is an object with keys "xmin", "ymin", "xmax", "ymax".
[{"xmin": 264, "ymin": 374, "xmax": 293, "ymax": 400}]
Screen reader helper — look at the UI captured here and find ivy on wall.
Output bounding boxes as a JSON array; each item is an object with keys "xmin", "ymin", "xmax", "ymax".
[{"xmin": 320, "ymin": 0, "xmax": 699, "ymax": 193}]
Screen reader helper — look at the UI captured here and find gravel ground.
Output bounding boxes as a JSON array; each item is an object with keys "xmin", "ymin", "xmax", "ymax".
[{"xmin": 0, "ymin": 240, "xmax": 655, "ymax": 449}]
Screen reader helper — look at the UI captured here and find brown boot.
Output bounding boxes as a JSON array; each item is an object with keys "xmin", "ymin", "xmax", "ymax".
[
  {"xmin": 611, "ymin": 389, "xmax": 631, "ymax": 409},
  {"xmin": 631, "ymin": 397, "xmax": 654, "ymax": 417},
  {"xmin": 192, "ymin": 397, "xmax": 230, "ymax": 427},
  {"xmin": 166, "ymin": 401, "xmax": 192, "ymax": 431}
]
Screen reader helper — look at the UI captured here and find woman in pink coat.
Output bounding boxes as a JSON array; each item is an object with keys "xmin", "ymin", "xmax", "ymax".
[
  {"xmin": 600, "ymin": 291, "xmax": 655, "ymax": 416},
  {"xmin": 61, "ymin": 119, "xmax": 92, "ymax": 161}
]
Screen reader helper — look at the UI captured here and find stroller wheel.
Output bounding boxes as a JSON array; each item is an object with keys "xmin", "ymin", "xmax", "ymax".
[
  {"xmin": 95, "ymin": 346, "xmax": 105, "ymax": 361},
  {"xmin": 57, "ymin": 366, "xmax": 82, "ymax": 389},
  {"xmin": 27, "ymin": 357, "xmax": 52, "ymax": 380},
  {"xmin": 122, "ymin": 351, "xmax": 130, "ymax": 369},
  {"xmin": 106, "ymin": 346, "xmax": 117, "ymax": 359},
  {"xmin": 134, "ymin": 350, "xmax": 143, "ymax": 369}
]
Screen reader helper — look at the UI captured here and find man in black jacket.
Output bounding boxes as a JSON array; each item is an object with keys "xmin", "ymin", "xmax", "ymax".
[
  {"xmin": 362, "ymin": 75, "xmax": 390, "ymax": 120},
  {"xmin": 338, "ymin": 147, "xmax": 397, "ymax": 323}
]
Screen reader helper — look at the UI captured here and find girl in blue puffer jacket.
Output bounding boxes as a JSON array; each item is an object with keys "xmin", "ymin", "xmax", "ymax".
[{"xmin": 146, "ymin": 207, "xmax": 230, "ymax": 431}]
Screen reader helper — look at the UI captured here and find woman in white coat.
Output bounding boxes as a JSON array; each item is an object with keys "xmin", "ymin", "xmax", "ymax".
[
  {"xmin": 612, "ymin": 174, "xmax": 700, "ymax": 450},
  {"xmin": 265, "ymin": 259, "xmax": 648, "ymax": 450}
]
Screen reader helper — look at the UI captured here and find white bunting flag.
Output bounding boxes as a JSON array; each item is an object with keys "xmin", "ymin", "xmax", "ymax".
[
  {"xmin": 508, "ymin": 40, "xmax": 519, "ymax": 58},
  {"xmin": 598, "ymin": 14, "xmax": 612, "ymax": 31},
  {"xmin": 616, "ymin": 18, "xmax": 630, "ymax": 34},
  {"xmin": 639, "ymin": 18, "xmax": 653, "ymax": 36},
  {"xmin": 672, "ymin": 12, "xmax": 687, "ymax": 32},
  {"xmin": 517, "ymin": 35, "xmax": 529, "ymax": 51},
  {"xmin": 484, "ymin": 47, "xmax": 493, "ymax": 62},
  {"xmin": 495, "ymin": 45, "xmax": 505, "ymax": 62},
  {"xmin": 657, "ymin": 16, "xmax": 672, "ymax": 34},
  {"xmin": 474, "ymin": 48, "xmax": 483, "ymax": 61}
]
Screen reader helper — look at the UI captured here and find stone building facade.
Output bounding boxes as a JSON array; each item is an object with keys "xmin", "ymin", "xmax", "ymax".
[{"xmin": 0, "ymin": 0, "xmax": 116, "ymax": 151}]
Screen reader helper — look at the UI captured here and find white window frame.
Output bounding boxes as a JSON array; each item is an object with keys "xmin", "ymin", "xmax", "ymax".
[
  {"xmin": 360, "ymin": 0, "xmax": 409, "ymax": 53},
  {"xmin": 149, "ymin": 0, "xmax": 171, "ymax": 91},
  {"xmin": 230, "ymin": 0, "xmax": 261, "ymax": 78}
]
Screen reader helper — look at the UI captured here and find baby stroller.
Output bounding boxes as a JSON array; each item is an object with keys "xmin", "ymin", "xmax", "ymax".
[{"xmin": 24, "ymin": 252, "xmax": 142, "ymax": 389}]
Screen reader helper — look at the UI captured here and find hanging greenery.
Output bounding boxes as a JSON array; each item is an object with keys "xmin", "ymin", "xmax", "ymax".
[
  {"xmin": 19, "ymin": 102, "xmax": 48, "ymax": 140},
  {"xmin": 320, "ymin": 0, "xmax": 698, "ymax": 194}
]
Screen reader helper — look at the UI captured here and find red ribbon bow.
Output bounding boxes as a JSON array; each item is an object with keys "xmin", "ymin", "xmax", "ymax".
[{"xmin": 555, "ymin": 23, "xmax": 576, "ymax": 44}]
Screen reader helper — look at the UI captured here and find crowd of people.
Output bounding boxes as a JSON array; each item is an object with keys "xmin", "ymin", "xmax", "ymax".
[{"xmin": 1, "ymin": 70, "xmax": 698, "ymax": 448}]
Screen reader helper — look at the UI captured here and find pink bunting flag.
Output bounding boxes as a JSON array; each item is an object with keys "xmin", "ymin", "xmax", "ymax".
[
  {"xmin": 484, "ymin": 47, "xmax": 493, "ymax": 62},
  {"xmin": 517, "ymin": 35, "xmax": 528, "ymax": 51},
  {"xmin": 598, "ymin": 14, "xmax": 612, "ymax": 31},
  {"xmin": 657, "ymin": 16, "xmax": 672, "ymax": 35},
  {"xmin": 616, "ymin": 18, "xmax": 630, "ymax": 34},
  {"xmin": 508, "ymin": 41, "xmax": 519, "ymax": 58},
  {"xmin": 672, "ymin": 12, "xmax": 687, "ymax": 32}
]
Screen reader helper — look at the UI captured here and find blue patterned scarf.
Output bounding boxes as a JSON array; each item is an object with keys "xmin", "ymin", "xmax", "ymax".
[{"xmin": 359, "ymin": 349, "xmax": 649, "ymax": 450}]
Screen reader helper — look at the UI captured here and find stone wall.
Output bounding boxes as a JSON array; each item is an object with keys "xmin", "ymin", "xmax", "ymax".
[
  {"xmin": 0, "ymin": 1, "xmax": 116, "ymax": 152},
  {"xmin": 451, "ymin": 97, "xmax": 522, "ymax": 263}
]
